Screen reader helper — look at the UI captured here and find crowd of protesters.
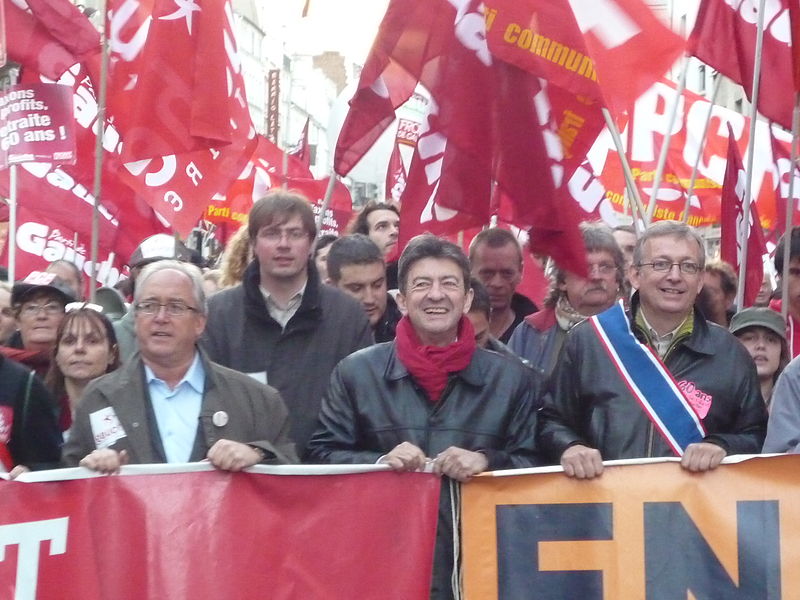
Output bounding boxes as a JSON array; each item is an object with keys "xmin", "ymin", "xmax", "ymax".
[{"xmin": 5, "ymin": 190, "xmax": 800, "ymax": 598}]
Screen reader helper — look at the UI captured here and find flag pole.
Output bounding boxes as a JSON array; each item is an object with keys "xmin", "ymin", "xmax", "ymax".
[
  {"xmin": 315, "ymin": 170, "xmax": 338, "ymax": 232},
  {"xmin": 8, "ymin": 165, "xmax": 17, "ymax": 283},
  {"xmin": 601, "ymin": 108, "xmax": 647, "ymax": 224},
  {"xmin": 736, "ymin": 0, "xmax": 768, "ymax": 310},
  {"xmin": 645, "ymin": 56, "xmax": 689, "ymax": 225},
  {"xmin": 90, "ymin": 0, "xmax": 110, "ymax": 302},
  {"xmin": 682, "ymin": 75, "xmax": 722, "ymax": 224},
  {"xmin": 781, "ymin": 93, "xmax": 800, "ymax": 322}
]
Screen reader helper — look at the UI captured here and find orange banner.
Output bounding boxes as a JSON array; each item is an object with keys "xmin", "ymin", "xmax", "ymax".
[{"xmin": 463, "ymin": 456, "xmax": 795, "ymax": 599}]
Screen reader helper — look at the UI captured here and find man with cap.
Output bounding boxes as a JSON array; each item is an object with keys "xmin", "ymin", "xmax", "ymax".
[
  {"xmin": 730, "ymin": 307, "xmax": 789, "ymax": 410},
  {"xmin": 114, "ymin": 233, "xmax": 193, "ymax": 362},
  {"xmin": 62, "ymin": 260, "xmax": 298, "ymax": 471}
]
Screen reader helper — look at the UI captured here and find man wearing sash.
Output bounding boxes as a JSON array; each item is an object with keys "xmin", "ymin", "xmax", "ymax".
[{"xmin": 539, "ymin": 221, "xmax": 767, "ymax": 479}]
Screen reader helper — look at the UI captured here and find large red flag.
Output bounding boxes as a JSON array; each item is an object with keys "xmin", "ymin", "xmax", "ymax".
[
  {"xmin": 485, "ymin": 0, "xmax": 684, "ymax": 114},
  {"xmin": 103, "ymin": 0, "xmax": 258, "ymax": 234},
  {"xmin": 107, "ymin": 0, "xmax": 253, "ymax": 161},
  {"xmin": 342, "ymin": 0, "xmax": 587, "ymax": 275},
  {"xmin": 720, "ymin": 124, "xmax": 767, "ymax": 308},
  {"xmin": 4, "ymin": 0, "xmax": 99, "ymax": 80},
  {"xmin": 688, "ymin": 0, "xmax": 794, "ymax": 130}
]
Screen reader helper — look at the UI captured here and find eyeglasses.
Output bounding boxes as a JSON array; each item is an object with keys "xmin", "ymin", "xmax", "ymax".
[
  {"xmin": 20, "ymin": 302, "xmax": 64, "ymax": 317},
  {"xmin": 638, "ymin": 260, "xmax": 701, "ymax": 275},
  {"xmin": 588, "ymin": 263, "xmax": 618, "ymax": 275},
  {"xmin": 259, "ymin": 227, "xmax": 308, "ymax": 243},
  {"xmin": 134, "ymin": 301, "xmax": 199, "ymax": 317}
]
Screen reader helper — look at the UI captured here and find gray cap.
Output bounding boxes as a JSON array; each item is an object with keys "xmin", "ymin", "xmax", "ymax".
[
  {"xmin": 730, "ymin": 307, "xmax": 786, "ymax": 340},
  {"xmin": 12, "ymin": 271, "xmax": 76, "ymax": 306},
  {"xmin": 129, "ymin": 234, "xmax": 192, "ymax": 268}
]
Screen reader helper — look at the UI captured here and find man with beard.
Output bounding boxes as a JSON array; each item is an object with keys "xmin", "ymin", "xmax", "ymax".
[{"xmin": 508, "ymin": 222, "xmax": 623, "ymax": 384}]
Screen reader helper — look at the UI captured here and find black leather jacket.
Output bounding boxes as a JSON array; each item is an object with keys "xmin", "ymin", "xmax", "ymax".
[
  {"xmin": 538, "ymin": 300, "xmax": 767, "ymax": 463},
  {"xmin": 307, "ymin": 341, "xmax": 543, "ymax": 600}
]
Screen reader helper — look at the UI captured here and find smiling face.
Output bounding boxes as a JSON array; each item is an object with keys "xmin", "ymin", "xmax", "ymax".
[
  {"xmin": 55, "ymin": 314, "xmax": 116, "ymax": 385},
  {"xmin": 134, "ymin": 269, "xmax": 206, "ymax": 369},
  {"xmin": 629, "ymin": 234, "xmax": 704, "ymax": 322},
  {"xmin": 398, "ymin": 257, "xmax": 473, "ymax": 346}
]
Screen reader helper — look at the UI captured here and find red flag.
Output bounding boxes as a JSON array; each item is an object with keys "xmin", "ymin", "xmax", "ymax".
[
  {"xmin": 288, "ymin": 177, "xmax": 354, "ymax": 235},
  {"xmin": 107, "ymin": 0, "xmax": 254, "ymax": 162},
  {"xmin": 485, "ymin": 0, "xmax": 684, "ymax": 114},
  {"xmin": 345, "ymin": 0, "xmax": 587, "ymax": 275},
  {"xmin": 790, "ymin": 1, "xmax": 800, "ymax": 91},
  {"xmin": 289, "ymin": 118, "xmax": 312, "ymax": 170},
  {"xmin": 720, "ymin": 124, "xmax": 767, "ymax": 308},
  {"xmin": 688, "ymin": 0, "xmax": 794, "ymax": 130},
  {"xmin": 385, "ymin": 137, "xmax": 407, "ymax": 204},
  {"xmin": 4, "ymin": 0, "xmax": 99, "ymax": 80}
]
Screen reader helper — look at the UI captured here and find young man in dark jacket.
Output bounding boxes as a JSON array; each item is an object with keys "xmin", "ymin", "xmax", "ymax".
[{"xmin": 202, "ymin": 192, "xmax": 373, "ymax": 452}]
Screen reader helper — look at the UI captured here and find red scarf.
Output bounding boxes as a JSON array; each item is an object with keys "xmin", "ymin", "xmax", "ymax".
[{"xmin": 395, "ymin": 315, "xmax": 476, "ymax": 403}]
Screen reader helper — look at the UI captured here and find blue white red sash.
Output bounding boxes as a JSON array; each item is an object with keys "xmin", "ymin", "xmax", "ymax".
[{"xmin": 589, "ymin": 300, "xmax": 706, "ymax": 456}]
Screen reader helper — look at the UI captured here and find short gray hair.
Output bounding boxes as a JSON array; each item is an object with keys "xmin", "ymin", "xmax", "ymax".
[
  {"xmin": 134, "ymin": 260, "xmax": 207, "ymax": 315},
  {"xmin": 633, "ymin": 220, "xmax": 706, "ymax": 270}
]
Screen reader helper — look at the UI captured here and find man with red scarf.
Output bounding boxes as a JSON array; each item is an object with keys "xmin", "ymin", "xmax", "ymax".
[{"xmin": 307, "ymin": 234, "xmax": 542, "ymax": 600}]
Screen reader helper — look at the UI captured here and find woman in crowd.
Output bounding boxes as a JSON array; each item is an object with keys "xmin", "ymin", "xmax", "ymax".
[
  {"xmin": 730, "ymin": 307, "xmax": 789, "ymax": 409},
  {"xmin": 45, "ymin": 307, "xmax": 120, "ymax": 433}
]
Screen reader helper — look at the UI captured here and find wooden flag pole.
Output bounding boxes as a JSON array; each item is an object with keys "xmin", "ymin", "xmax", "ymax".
[
  {"xmin": 781, "ymin": 93, "xmax": 800, "ymax": 323},
  {"xmin": 736, "ymin": 0, "xmax": 768, "ymax": 310},
  {"xmin": 645, "ymin": 56, "xmax": 690, "ymax": 225},
  {"xmin": 601, "ymin": 108, "xmax": 647, "ymax": 223},
  {"xmin": 90, "ymin": 0, "xmax": 110, "ymax": 303},
  {"xmin": 682, "ymin": 75, "xmax": 722, "ymax": 224}
]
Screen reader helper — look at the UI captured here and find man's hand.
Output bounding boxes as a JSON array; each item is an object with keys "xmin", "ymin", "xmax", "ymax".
[
  {"xmin": 207, "ymin": 439, "xmax": 264, "ymax": 472},
  {"xmin": 433, "ymin": 447, "xmax": 489, "ymax": 482},
  {"xmin": 80, "ymin": 449, "xmax": 129, "ymax": 474},
  {"xmin": 378, "ymin": 442, "xmax": 428, "ymax": 472},
  {"xmin": 681, "ymin": 442, "xmax": 726, "ymax": 472},
  {"xmin": 561, "ymin": 444, "xmax": 604, "ymax": 479}
]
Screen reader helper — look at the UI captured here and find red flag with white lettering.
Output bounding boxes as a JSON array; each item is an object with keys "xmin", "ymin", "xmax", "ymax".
[
  {"xmin": 688, "ymin": 0, "xmax": 794, "ymax": 130},
  {"xmin": 485, "ymin": 0, "xmax": 684, "ymax": 114},
  {"xmin": 288, "ymin": 177, "xmax": 354, "ymax": 235},
  {"xmin": 4, "ymin": 0, "xmax": 99, "ymax": 80},
  {"xmin": 720, "ymin": 124, "xmax": 767, "ymax": 307}
]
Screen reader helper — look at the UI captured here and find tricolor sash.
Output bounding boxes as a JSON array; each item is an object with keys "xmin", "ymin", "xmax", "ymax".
[{"xmin": 589, "ymin": 301, "xmax": 705, "ymax": 456}]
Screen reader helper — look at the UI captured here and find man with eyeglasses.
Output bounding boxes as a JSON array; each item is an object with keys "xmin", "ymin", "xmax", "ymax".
[
  {"xmin": 63, "ymin": 260, "xmax": 298, "ymax": 472},
  {"xmin": 539, "ymin": 220, "xmax": 767, "ymax": 479},
  {"xmin": 508, "ymin": 222, "xmax": 623, "ymax": 384},
  {"xmin": 203, "ymin": 191, "xmax": 372, "ymax": 455}
]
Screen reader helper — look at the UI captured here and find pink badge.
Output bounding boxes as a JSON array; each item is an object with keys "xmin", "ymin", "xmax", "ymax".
[
  {"xmin": 0, "ymin": 406, "xmax": 13, "ymax": 444},
  {"xmin": 677, "ymin": 380, "xmax": 712, "ymax": 419}
]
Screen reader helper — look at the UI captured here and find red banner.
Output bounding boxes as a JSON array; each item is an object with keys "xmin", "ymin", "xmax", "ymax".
[
  {"xmin": 0, "ymin": 83, "xmax": 75, "ymax": 169},
  {"xmin": 592, "ymin": 80, "xmax": 796, "ymax": 229},
  {"xmin": 0, "ymin": 466, "xmax": 440, "ymax": 599}
]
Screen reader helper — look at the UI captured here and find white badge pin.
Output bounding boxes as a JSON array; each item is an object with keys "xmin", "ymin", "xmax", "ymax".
[{"xmin": 212, "ymin": 411, "xmax": 229, "ymax": 427}]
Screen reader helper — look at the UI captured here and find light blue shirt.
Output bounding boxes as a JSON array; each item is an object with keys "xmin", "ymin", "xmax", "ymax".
[{"xmin": 145, "ymin": 352, "xmax": 206, "ymax": 463}]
